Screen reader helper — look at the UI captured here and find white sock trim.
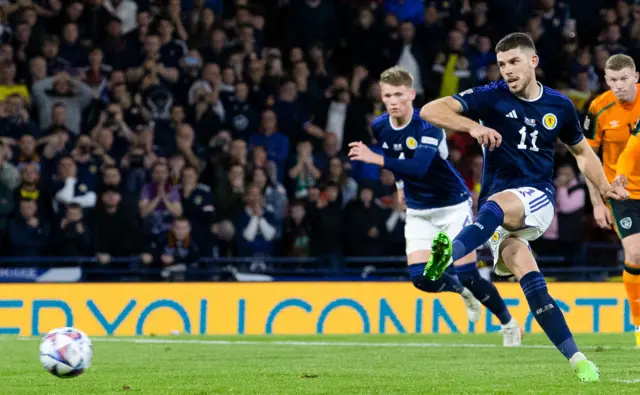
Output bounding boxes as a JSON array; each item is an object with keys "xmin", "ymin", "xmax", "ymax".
[{"xmin": 569, "ymin": 352, "xmax": 586, "ymax": 368}]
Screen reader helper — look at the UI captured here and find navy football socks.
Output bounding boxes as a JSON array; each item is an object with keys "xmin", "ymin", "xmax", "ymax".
[
  {"xmin": 521, "ymin": 271, "xmax": 579, "ymax": 360},
  {"xmin": 452, "ymin": 201, "xmax": 504, "ymax": 262},
  {"xmin": 455, "ymin": 263, "xmax": 512, "ymax": 325},
  {"xmin": 409, "ymin": 263, "xmax": 464, "ymax": 294}
]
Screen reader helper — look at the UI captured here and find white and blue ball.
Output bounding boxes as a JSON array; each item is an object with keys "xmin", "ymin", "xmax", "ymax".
[{"xmin": 39, "ymin": 327, "xmax": 93, "ymax": 378}]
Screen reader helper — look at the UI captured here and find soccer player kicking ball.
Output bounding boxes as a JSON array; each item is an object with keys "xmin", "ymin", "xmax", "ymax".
[
  {"xmin": 420, "ymin": 33, "xmax": 628, "ymax": 382},
  {"xmin": 583, "ymin": 54, "xmax": 640, "ymax": 346},
  {"xmin": 348, "ymin": 66, "xmax": 523, "ymax": 347}
]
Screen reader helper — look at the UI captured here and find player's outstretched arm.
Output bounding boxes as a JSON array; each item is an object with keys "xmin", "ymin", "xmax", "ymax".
[
  {"xmin": 348, "ymin": 141, "xmax": 435, "ymax": 178},
  {"xmin": 420, "ymin": 97, "xmax": 502, "ymax": 150},
  {"xmin": 567, "ymin": 138, "xmax": 629, "ymax": 201}
]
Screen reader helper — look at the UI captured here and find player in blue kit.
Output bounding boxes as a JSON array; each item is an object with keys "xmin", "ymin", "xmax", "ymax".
[
  {"xmin": 420, "ymin": 33, "xmax": 629, "ymax": 381},
  {"xmin": 348, "ymin": 66, "xmax": 522, "ymax": 346}
]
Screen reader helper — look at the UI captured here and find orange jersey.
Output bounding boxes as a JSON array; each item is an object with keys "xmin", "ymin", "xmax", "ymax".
[
  {"xmin": 617, "ymin": 127, "xmax": 640, "ymax": 185},
  {"xmin": 584, "ymin": 85, "xmax": 640, "ymax": 199}
]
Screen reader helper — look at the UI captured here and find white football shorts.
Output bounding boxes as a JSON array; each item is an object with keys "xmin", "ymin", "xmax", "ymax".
[
  {"xmin": 405, "ymin": 199, "xmax": 473, "ymax": 255},
  {"xmin": 489, "ymin": 187, "xmax": 554, "ymax": 276}
]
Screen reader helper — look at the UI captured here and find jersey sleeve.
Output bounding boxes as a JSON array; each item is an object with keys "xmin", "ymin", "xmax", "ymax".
[
  {"xmin": 451, "ymin": 83, "xmax": 498, "ymax": 118},
  {"xmin": 559, "ymin": 102, "xmax": 585, "ymax": 146},
  {"xmin": 583, "ymin": 97, "xmax": 607, "ymax": 150},
  {"xmin": 617, "ymin": 123, "xmax": 640, "ymax": 178},
  {"xmin": 382, "ymin": 127, "xmax": 443, "ymax": 179}
]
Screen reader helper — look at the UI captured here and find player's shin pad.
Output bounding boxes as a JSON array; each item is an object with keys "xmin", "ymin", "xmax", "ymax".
[{"xmin": 424, "ymin": 232, "xmax": 452, "ymax": 280}]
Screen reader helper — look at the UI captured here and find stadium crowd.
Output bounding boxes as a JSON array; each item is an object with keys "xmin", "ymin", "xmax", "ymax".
[{"xmin": 0, "ymin": 0, "xmax": 631, "ymax": 277}]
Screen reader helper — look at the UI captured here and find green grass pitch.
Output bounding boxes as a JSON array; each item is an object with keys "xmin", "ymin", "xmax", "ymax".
[{"xmin": 2, "ymin": 333, "xmax": 639, "ymax": 394}]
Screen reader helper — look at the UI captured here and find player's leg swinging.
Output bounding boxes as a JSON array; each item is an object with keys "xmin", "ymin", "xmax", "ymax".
[
  {"xmin": 499, "ymin": 237, "xmax": 599, "ymax": 381},
  {"xmin": 426, "ymin": 189, "xmax": 600, "ymax": 381}
]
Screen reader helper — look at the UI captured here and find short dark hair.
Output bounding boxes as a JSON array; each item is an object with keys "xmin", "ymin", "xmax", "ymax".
[{"xmin": 495, "ymin": 32, "xmax": 536, "ymax": 54}]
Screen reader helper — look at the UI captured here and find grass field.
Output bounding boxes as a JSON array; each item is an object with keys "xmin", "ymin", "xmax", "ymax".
[{"xmin": 1, "ymin": 333, "xmax": 638, "ymax": 394}]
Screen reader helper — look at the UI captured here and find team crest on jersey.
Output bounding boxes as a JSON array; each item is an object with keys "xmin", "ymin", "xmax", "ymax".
[
  {"xmin": 406, "ymin": 137, "xmax": 418, "ymax": 150},
  {"xmin": 620, "ymin": 217, "xmax": 633, "ymax": 230},
  {"xmin": 542, "ymin": 113, "xmax": 557, "ymax": 130},
  {"xmin": 78, "ymin": 184, "xmax": 87, "ymax": 193},
  {"xmin": 491, "ymin": 232, "xmax": 500, "ymax": 242},
  {"xmin": 194, "ymin": 195, "xmax": 203, "ymax": 205}
]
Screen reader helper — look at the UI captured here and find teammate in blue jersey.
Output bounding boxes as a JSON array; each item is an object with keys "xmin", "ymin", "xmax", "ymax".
[
  {"xmin": 420, "ymin": 33, "xmax": 630, "ymax": 381},
  {"xmin": 348, "ymin": 66, "xmax": 522, "ymax": 346}
]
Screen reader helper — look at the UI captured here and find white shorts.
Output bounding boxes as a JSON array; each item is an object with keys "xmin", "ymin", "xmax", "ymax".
[
  {"xmin": 489, "ymin": 187, "xmax": 554, "ymax": 276},
  {"xmin": 405, "ymin": 199, "xmax": 473, "ymax": 255}
]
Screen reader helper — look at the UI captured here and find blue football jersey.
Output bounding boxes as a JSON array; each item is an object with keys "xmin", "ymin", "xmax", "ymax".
[
  {"xmin": 371, "ymin": 109, "xmax": 470, "ymax": 210},
  {"xmin": 452, "ymin": 80, "xmax": 584, "ymax": 206}
]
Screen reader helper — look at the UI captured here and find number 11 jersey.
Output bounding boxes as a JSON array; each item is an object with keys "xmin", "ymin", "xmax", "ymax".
[{"xmin": 452, "ymin": 80, "xmax": 585, "ymax": 206}]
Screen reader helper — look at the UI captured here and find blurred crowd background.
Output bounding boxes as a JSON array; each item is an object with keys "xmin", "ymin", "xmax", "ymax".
[{"xmin": 0, "ymin": 0, "xmax": 631, "ymax": 280}]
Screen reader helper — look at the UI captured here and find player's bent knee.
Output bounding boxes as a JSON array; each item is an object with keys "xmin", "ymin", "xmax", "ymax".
[
  {"xmin": 622, "ymin": 234, "xmax": 640, "ymax": 266},
  {"xmin": 499, "ymin": 237, "xmax": 539, "ymax": 279},
  {"xmin": 488, "ymin": 192, "xmax": 526, "ymax": 230}
]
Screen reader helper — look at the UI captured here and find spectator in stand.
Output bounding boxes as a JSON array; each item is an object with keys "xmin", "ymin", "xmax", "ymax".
[
  {"xmin": 308, "ymin": 182, "xmax": 342, "ymax": 257},
  {"xmin": 281, "ymin": 199, "xmax": 311, "ymax": 258},
  {"xmin": 9, "ymin": 199, "xmax": 50, "ymax": 257},
  {"xmin": 0, "ymin": 61, "xmax": 29, "ymax": 102},
  {"xmin": 0, "ymin": 93, "xmax": 40, "ymax": 140},
  {"xmin": 179, "ymin": 165, "xmax": 214, "ymax": 253},
  {"xmin": 139, "ymin": 160, "xmax": 183, "ymax": 237},
  {"xmin": 149, "ymin": 216, "xmax": 199, "ymax": 281},
  {"xmin": 13, "ymin": 163, "xmax": 51, "ymax": 219},
  {"xmin": 288, "ymin": 140, "xmax": 321, "ymax": 199},
  {"xmin": 102, "ymin": 0, "xmax": 138, "ymax": 36},
  {"xmin": 249, "ymin": 109, "xmax": 289, "ymax": 181},
  {"xmin": 322, "ymin": 156, "xmax": 357, "ymax": 206},
  {"xmin": 251, "ymin": 166, "xmax": 287, "ymax": 224},
  {"xmin": 235, "ymin": 185, "xmax": 278, "ymax": 258},
  {"xmin": 344, "ymin": 183, "xmax": 387, "ymax": 260},
  {"xmin": 92, "ymin": 187, "xmax": 144, "ymax": 271},
  {"xmin": 31, "ymin": 71, "xmax": 93, "ymax": 134},
  {"xmin": 52, "ymin": 155, "xmax": 96, "ymax": 215},
  {"xmin": 54, "ymin": 203, "xmax": 93, "ymax": 257},
  {"xmin": 430, "ymin": 29, "xmax": 472, "ymax": 99}
]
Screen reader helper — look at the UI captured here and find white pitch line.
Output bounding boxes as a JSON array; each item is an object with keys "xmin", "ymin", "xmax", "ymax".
[
  {"xmin": 4, "ymin": 336, "xmax": 639, "ymax": 351},
  {"xmin": 611, "ymin": 379, "xmax": 640, "ymax": 384},
  {"xmin": 12, "ymin": 336, "xmax": 640, "ymax": 351}
]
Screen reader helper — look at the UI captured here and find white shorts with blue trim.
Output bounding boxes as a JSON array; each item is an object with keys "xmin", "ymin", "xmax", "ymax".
[
  {"xmin": 488, "ymin": 187, "xmax": 554, "ymax": 276},
  {"xmin": 405, "ymin": 199, "xmax": 473, "ymax": 255}
]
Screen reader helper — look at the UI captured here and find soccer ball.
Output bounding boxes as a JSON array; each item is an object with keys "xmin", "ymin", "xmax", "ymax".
[{"xmin": 39, "ymin": 327, "xmax": 93, "ymax": 378}]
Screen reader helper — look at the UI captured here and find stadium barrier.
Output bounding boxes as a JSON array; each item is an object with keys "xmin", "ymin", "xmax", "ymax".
[
  {"xmin": 0, "ymin": 240, "xmax": 625, "ymax": 282},
  {"xmin": 0, "ymin": 282, "xmax": 633, "ymax": 336}
]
